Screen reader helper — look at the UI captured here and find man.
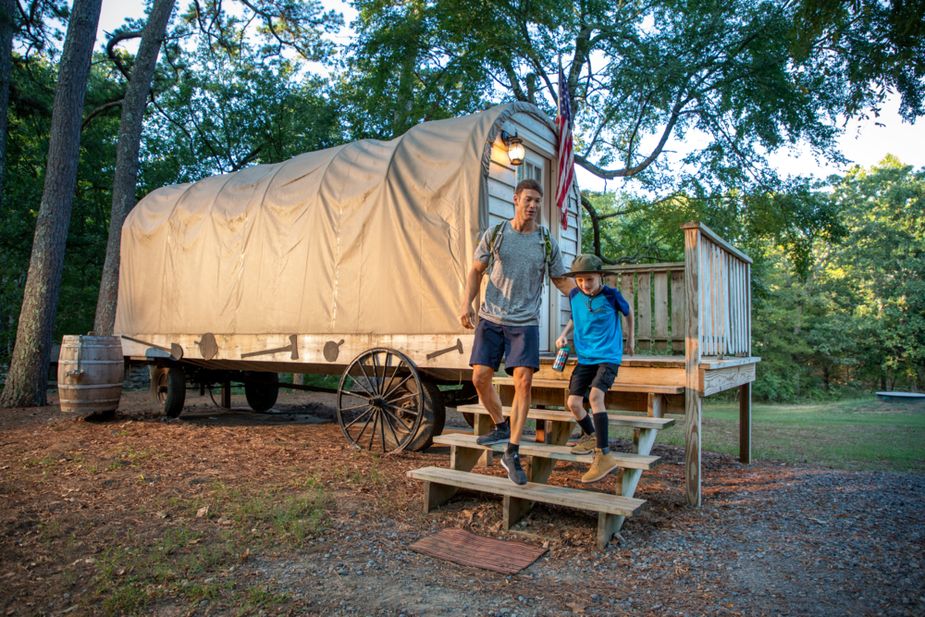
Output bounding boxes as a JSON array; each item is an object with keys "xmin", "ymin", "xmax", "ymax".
[{"xmin": 459, "ymin": 178, "xmax": 574, "ymax": 485}]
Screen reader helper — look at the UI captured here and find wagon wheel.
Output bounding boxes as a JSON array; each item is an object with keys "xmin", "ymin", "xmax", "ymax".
[
  {"xmin": 336, "ymin": 348, "xmax": 425, "ymax": 453},
  {"xmin": 149, "ymin": 365, "xmax": 185, "ymax": 418}
]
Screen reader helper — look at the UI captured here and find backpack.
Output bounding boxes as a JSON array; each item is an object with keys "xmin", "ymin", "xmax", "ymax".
[{"xmin": 487, "ymin": 221, "xmax": 554, "ymax": 279}]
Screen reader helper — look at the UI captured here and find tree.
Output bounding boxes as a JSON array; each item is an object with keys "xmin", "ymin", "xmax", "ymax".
[
  {"xmin": 829, "ymin": 157, "xmax": 925, "ymax": 389},
  {"xmin": 0, "ymin": 0, "xmax": 15, "ymax": 209},
  {"xmin": 345, "ymin": 0, "xmax": 924, "ymax": 235},
  {"xmin": 0, "ymin": 0, "xmax": 102, "ymax": 407},
  {"xmin": 93, "ymin": 0, "xmax": 176, "ymax": 336}
]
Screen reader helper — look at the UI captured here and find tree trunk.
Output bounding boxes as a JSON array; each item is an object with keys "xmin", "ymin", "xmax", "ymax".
[
  {"xmin": 93, "ymin": 0, "xmax": 175, "ymax": 336},
  {"xmin": 0, "ymin": 0, "xmax": 102, "ymax": 408},
  {"xmin": 0, "ymin": 0, "xmax": 16, "ymax": 210}
]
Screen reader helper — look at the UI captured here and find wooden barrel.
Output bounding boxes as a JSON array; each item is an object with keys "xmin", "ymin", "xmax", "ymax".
[{"xmin": 57, "ymin": 335, "xmax": 124, "ymax": 415}]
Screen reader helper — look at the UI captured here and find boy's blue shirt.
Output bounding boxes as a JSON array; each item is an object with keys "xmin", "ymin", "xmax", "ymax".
[{"xmin": 569, "ymin": 285, "xmax": 630, "ymax": 365}]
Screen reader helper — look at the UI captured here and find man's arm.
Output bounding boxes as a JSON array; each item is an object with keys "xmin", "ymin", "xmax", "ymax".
[
  {"xmin": 459, "ymin": 259, "xmax": 488, "ymax": 329},
  {"xmin": 623, "ymin": 306, "xmax": 635, "ymax": 355},
  {"xmin": 551, "ymin": 275, "xmax": 576, "ymax": 296}
]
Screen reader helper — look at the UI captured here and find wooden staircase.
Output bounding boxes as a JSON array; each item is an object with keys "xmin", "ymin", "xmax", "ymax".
[{"xmin": 407, "ymin": 401, "xmax": 675, "ymax": 548}]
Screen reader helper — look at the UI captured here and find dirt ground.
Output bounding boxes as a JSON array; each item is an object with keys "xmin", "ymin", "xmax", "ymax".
[{"xmin": 1, "ymin": 386, "xmax": 923, "ymax": 616}]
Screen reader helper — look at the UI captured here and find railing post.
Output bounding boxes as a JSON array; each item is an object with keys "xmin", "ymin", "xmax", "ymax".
[{"xmin": 682, "ymin": 223, "xmax": 702, "ymax": 507}]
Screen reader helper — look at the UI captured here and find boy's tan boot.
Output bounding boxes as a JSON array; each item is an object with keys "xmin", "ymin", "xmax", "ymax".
[
  {"xmin": 581, "ymin": 448, "xmax": 620, "ymax": 483},
  {"xmin": 570, "ymin": 433, "xmax": 597, "ymax": 455}
]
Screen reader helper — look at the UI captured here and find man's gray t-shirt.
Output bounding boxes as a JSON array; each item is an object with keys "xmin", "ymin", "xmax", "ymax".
[{"xmin": 475, "ymin": 222, "xmax": 566, "ymax": 326}]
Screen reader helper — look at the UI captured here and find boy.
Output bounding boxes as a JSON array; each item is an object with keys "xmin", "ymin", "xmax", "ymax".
[{"xmin": 555, "ymin": 254, "xmax": 634, "ymax": 483}]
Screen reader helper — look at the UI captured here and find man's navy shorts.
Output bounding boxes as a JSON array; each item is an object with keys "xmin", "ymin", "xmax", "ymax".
[{"xmin": 469, "ymin": 319, "xmax": 540, "ymax": 375}]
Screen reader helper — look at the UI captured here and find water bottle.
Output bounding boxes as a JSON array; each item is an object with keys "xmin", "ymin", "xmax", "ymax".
[{"xmin": 552, "ymin": 345, "xmax": 570, "ymax": 372}]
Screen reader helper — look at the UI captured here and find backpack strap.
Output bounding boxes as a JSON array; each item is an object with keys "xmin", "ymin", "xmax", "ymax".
[
  {"xmin": 487, "ymin": 221, "xmax": 506, "ymax": 273},
  {"xmin": 540, "ymin": 225, "xmax": 552, "ymax": 277}
]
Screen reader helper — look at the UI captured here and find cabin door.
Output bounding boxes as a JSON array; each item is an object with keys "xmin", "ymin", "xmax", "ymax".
[{"xmin": 517, "ymin": 149, "xmax": 551, "ymax": 352}]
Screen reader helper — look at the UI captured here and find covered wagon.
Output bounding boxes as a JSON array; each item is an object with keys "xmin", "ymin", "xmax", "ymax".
[{"xmin": 116, "ymin": 102, "xmax": 582, "ymax": 452}]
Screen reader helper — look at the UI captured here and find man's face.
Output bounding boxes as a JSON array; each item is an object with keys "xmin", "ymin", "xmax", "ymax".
[
  {"xmin": 513, "ymin": 188, "xmax": 542, "ymax": 222},
  {"xmin": 575, "ymin": 273, "xmax": 603, "ymax": 296}
]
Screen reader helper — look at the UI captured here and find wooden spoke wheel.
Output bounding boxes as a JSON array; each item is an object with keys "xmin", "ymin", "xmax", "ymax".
[{"xmin": 336, "ymin": 348, "xmax": 425, "ymax": 453}]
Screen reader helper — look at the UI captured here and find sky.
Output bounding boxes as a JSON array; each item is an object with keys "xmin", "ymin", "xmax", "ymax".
[{"xmin": 96, "ymin": 0, "xmax": 924, "ymax": 192}]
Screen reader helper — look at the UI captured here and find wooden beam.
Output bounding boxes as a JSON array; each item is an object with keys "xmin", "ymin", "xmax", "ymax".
[
  {"xmin": 684, "ymin": 225, "xmax": 703, "ymax": 507},
  {"xmin": 503, "ymin": 495, "xmax": 533, "ymax": 529},
  {"xmin": 681, "ymin": 221, "xmax": 753, "ymax": 265},
  {"xmin": 739, "ymin": 382, "xmax": 752, "ymax": 464},
  {"xmin": 424, "ymin": 480, "xmax": 458, "ymax": 513},
  {"xmin": 701, "ymin": 363, "xmax": 757, "ymax": 396}
]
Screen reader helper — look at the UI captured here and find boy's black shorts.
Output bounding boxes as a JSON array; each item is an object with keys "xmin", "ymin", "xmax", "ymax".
[{"xmin": 568, "ymin": 362, "xmax": 619, "ymax": 397}]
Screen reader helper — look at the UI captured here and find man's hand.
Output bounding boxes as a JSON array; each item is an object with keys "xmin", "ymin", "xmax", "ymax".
[
  {"xmin": 555, "ymin": 335, "xmax": 568, "ymax": 350},
  {"xmin": 460, "ymin": 305, "xmax": 476, "ymax": 329}
]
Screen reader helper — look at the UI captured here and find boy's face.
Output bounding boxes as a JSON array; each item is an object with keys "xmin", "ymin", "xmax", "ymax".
[{"xmin": 575, "ymin": 273, "xmax": 603, "ymax": 295}]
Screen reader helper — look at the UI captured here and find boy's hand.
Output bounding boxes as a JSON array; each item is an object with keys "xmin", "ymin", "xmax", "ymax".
[
  {"xmin": 624, "ymin": 340, "xmax": 635, "ymax": 356},
  {"xmin": 555, "ymin": 335, "xmax": 568, "ymax": 350}
]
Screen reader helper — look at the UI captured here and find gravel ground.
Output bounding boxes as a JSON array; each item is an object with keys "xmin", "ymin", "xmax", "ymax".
[{"xmin": 1, "ymin": 388, "xmax": 923, "ymax": 616}]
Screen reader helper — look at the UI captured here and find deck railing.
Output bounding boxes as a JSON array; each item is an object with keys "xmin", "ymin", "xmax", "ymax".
[
  {"xmin": 601, "ymin": 222, "xmax": 752, "ymax": 359},
  {"xmin": 603, "ymin": 263, "xmax": 685, "ymax": 353},
  {"xmin": 683, "ymin": 222, "xmax": 751, "ymax": 358}
]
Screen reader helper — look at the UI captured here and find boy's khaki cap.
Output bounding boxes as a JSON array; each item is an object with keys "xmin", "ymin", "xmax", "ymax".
[{"xmin": 566, "ymin": 253, "xmax": 606, "ymax": 276}]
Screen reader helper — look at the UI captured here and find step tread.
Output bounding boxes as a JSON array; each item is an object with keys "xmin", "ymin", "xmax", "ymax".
[
  {"xmin": 433, "ymin": 433, "xmax": 659, "ymax": 469},
  {"xmin": 407, "ymin": 466, "xmax": 645, "ymax": 516},
  {"xmin": 494, "ymin": 376, "xmax": 684, "ymax": 395},
  {"xmin": 456, "ymin": 404, "xmax": 676, "ymax": 429}
]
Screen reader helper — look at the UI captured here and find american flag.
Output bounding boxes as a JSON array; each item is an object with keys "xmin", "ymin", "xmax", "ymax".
[{"xmin": 554, "ymin": 66, "xmax": 574, "ymax": 231}]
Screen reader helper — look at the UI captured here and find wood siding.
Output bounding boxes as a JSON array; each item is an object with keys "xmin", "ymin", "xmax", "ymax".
[{"xmin": 487, "ymin": 113, "xmax": 581, "ymax": 340}]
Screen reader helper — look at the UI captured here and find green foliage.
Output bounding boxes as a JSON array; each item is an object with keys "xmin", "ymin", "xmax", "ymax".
[
  {"xmin": 0, "ymin": 52, "xmax": 117, "ymax": 359},
  {"xmin": 583, "ymin": 157, "xmax": 923, "ymax": 400},
  {"xmin": 0, "ymin": 1, "xmax": 348, "ymax": 366}
]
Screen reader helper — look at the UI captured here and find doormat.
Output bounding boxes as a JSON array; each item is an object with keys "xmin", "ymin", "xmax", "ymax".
[{"xmin": 409, "ymin": 528, "xmax": 547, "ymax": 574}]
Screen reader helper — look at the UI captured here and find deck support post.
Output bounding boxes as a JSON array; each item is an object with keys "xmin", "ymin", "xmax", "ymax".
[
  {"xmin": 683, "ymin": 224, "xmax": 702, "ymax": 507},
  {"xmin": 739, "ymin": 382, "xmax": 752, "ymax": 464},
  {"xmin": 684, "ymin": 389, "xmax": 702, "ymax": 507}
]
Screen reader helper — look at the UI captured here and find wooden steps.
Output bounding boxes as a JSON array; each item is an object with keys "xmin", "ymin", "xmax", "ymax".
[
  {"xmin": 456, "ymin": 403, "xmax": 676, "ymax": 430},
  {"xmin": 408, "ymin": 466, "xmax": 645, "ymax": 517},
  {"xmin": 410, "ymin": 389, "xmax": 676, "ymax": 548},
  {"xmin": 493, "ymin": 376, "xmax": 684, "ymax": 395},
  {"xmin": 433, "ymin": 433, "xmax": 659, "ymax": 470}
]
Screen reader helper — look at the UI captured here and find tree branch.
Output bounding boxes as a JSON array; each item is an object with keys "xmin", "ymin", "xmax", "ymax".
[
  {"xmin": 81, "ymin": 99, "xmax": 122, "ymax": 129},
  {"xmin": 106, "ymin": 30, "xmax": 142, "ymax": 80}
]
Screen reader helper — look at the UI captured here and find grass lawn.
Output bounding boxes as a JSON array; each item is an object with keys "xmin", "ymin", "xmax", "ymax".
[{"xmin": 651, "ymin": 396, "xmax": 925, "ymax": 472}]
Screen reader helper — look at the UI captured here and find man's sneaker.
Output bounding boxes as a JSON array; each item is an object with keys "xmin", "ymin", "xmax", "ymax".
[
  {"xmin": 476, "ymin": 423, "xmax": 510, "ymax": 445},
  {"xmin": 500, "ymin": 450, "xmax": 528, "ymax": 485},
  {"xmin": 570, "ymin": 433, "xmax": 597, "ymax": 455},
  {"xmin": 581, "ymin": 448, "xmax": 620, "ymax": 483}
]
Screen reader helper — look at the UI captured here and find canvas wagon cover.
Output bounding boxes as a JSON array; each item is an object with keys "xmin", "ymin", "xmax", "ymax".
[{"xmin": 115, "ymin": 102, "xmax": 552, "ymax": 336}]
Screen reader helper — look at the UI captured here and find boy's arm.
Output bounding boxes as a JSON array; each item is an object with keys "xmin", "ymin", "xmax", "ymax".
[
  {"xmin": 624, "ymin": 306, "xmax": 635, "ymax": 355},
  {"xmin": 555, "ymin": 319, "xmax": 573, "ymax": 350}
]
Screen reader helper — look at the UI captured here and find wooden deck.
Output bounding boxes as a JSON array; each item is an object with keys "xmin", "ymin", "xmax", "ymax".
[{"xmin": 408, "ymin": 222, "xmax": 761, "ymax": 545}]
